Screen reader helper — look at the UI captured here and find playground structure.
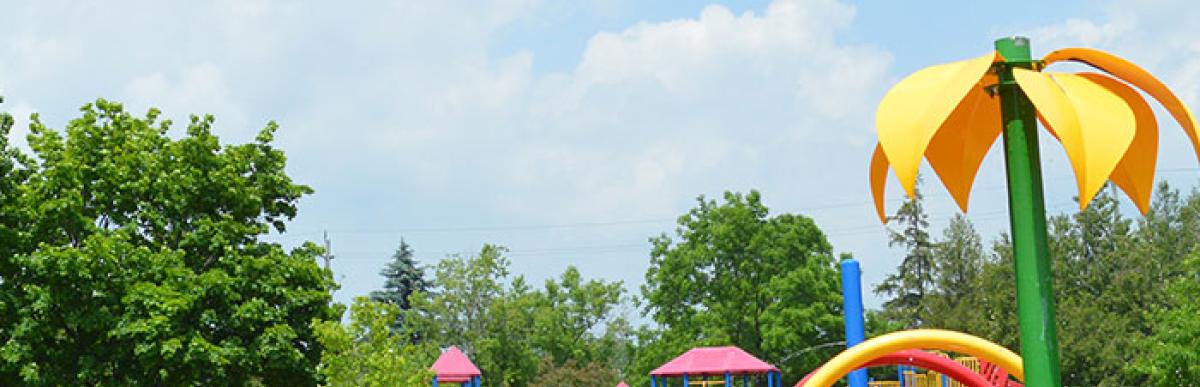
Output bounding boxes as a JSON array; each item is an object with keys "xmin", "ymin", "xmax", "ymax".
[
  {"xmin": 649, "ymin": 346, "xmax": 783, "ymax": 387},
  {"xmin": 804, "ymin": 36, "xmax": 1200, "ymax": 387},
  {"xmin": 834, "ymin": 259, "xmax": 1021, "ymax": 387},
  {"xmin": 431, "ymin": 346, "xmax": 482, "ymax": 387}
]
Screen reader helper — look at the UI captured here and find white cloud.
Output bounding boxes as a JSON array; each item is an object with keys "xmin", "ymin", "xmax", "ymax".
[
  {"xmin": 0, "ymin": 0, "xmax": 897, "ymax": 309},
  {"xmin": 123, "ymin": 63, "xmax": 245, "ymax": 133},
  {"xmin": 1030, "ymin": 0, "xmax": 1200, "ymax": 174},
  {"xmin": 480, "ymin": 0, "xmax": 893, "ymax": 221}
]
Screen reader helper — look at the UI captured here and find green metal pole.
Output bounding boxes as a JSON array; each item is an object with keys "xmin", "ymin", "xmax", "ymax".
[{"xmin": 993, "ymin": 36, "xmax": 1062, "ymax": 387}]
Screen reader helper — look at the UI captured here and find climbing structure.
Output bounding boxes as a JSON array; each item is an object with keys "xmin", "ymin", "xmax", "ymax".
[{"xmin": 650, "ymin": 346, "xmax": 782, "ymax": 387}]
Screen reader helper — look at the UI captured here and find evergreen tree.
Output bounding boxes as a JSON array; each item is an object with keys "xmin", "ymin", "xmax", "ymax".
[
  {"xmin": 874, "ymin": 184, "xmax": 935, "ymax": 327},
  {"xmin": 370, "ymin": 239, "xmax": 427, "ymax": 313},
  {"xmin": 921, "ymin": 214, "xmax": 987, "ymax": 333}
]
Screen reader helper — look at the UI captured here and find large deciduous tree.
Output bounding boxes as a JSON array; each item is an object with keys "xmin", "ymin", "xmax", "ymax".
[
  {"xmin": 639, "ymin": 191, "xmax": 843, "ymax": 385},
  {"xmin": 0, "ymin": 100, "xmax": 339, "ymax": 385}
]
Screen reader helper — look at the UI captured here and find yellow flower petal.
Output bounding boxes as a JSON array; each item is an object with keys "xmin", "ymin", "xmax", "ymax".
[
  {"xmin": 1044, "ymin": 48, "xmax": 1200, "ymax": 163},
  {"xmin": 1015, "ymin": 70, "xmax": 1137, "ymax": 209},
  {"xmin": 1078, "ymin": 73, "xmax": 1158, "ymax": 214},
  {"xmin": 1013, "ymin": 69, "xmax": 1086, "ymax": 198},
  {"xmin": 876, "ymin": 53, "xmax": 999, "ymax": 197},
  {"xmin": 870, "ymin": 144, "xmax": 889, "ymax": 223},
  {"xmin": 924, "ymin": 84, "xmax": 1003, "ymax": 213}
]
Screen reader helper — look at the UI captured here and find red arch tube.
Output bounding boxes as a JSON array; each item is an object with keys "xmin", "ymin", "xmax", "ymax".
[{"xmin": 797, "ymin": 350, "xmax": 995, "ymax": 387}]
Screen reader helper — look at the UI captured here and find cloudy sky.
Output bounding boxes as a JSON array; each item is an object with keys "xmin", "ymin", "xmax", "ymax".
[{"xmin": 3, "ymin": 0, "xmax": 1200, "ymax": 314}]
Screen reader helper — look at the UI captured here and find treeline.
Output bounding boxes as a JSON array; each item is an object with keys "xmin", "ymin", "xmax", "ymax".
[
  {"xmin": 1, "ymin": 100, "xmax": 1195, "ymax": 386},
  {"xmin": 354, "ymin": 191, "xmax": 846, "ymax": 387},
  {"xmin": 873, "ymin": 183, "xmax": 1200, "ymax": 386}
]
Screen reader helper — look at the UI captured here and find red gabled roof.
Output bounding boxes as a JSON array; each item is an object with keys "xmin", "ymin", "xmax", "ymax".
[
  {"xmin": 650, "ymin": 346, "xmax": 779, "ymax": 376},
  {"xmin": 431, "ymin": 346, "xmax": 482, "ymax": 382}
]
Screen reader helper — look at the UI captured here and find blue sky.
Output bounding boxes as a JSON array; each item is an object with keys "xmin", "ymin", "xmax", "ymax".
[{"xmin": 3, "ymin": 0, "xmax": 1198, "ymax": 316}]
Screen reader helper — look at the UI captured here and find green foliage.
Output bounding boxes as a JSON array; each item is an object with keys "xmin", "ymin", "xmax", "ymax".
[
  {"xmin": 371, "ymin": 239, "xmax": 427, "ymax": 311},
  {"xmin": 874, "ymin": 185, "xmax": 935, "ymax": 328},
  {"xmin": 529, "ymin": 358, "xmax": 620, "ymax": 387},
  {"xmin": 1133, "ymin": 256, "xmax": 1200, "ymax": 386},
  {"xmin": 409, "ymin": 245, "xmax": 629, "ymax": 387},
  {"xmin": 876, "ymin": 183, "xmax": 1200, "ymax": 386},
  {"xmin": 0, "ymin": 100, "xmax": 339, "ymax": 385},
  {"xmin": 638, "ymin": 191, "xmax": 843, "ymax": 386},
  {"xmin": 533, "ymin": 266, "xmax": 625, "ymax": 367},
  {"xmin": 370, "ymin": 239, "xmax": 427, "ymax": 334},
  {"xmin": 315, "ymin": 297, "xmax": 434, "ymax": 387}
]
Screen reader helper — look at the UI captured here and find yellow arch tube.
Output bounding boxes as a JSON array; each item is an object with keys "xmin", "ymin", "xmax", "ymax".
[{"xmin": 801, "ymin": 329, "xmax": 1024, "ymax": 387}]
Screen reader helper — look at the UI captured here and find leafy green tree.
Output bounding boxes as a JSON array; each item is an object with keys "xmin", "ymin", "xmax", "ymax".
[
  {"xmin": 410, "ymin": 247, "xmax": 631, "ymax": 387},
  {"xmin": 1132, "ymin": 256, "xmax": 1200, "ymax": 386},
  {"xmin": 534, "ymin": 266, "xmax": 625, "ymax": 367},
  {"xmin": 370, "ymin": 239, "xmax": 427, "ymax": 332},
  {"xmin": 0, "ymin": 100, "xmax": 339, "ymax": 385},
  {"xmin": 529, "ymin": 358, "xmax": 620, "ymax": 387},
  {"xmin": 408, "ymin": 245, "xmax": 510, "ymax": 356},
  {"xmin": 315, "ymin": 297, "xmax": 434, "ymax": 387},
  {"xmin": 409, "ymin": 245, "xmax": 540, "ymax": 387},
  {"xmin": 874, "ymin": 185, "xmax": 935, "ymax": 327},
  {"xmin": 640, "ymin": 191, "xmax": 843, "ymax": 385}
]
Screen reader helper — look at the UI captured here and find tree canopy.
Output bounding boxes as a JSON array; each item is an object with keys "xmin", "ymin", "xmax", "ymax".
[
  {"xmin": 638, "ymin": 191, "xmax": 843, "ymax": 386},
  {"xmin": 0, "ymin": 100, "xmax": 339, "ymax": 385},
  {"xmin": 874, "ymin": 182, "xmax": 1200, "ymax": 386}
]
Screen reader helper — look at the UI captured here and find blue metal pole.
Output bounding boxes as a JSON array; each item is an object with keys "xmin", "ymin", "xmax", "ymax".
[
  {"xmin": 743, "ymin": 375, "xmax": 748, "ymax": 387},
  {"xmin": 652, "ymin": 376, "xmax": 658, "ymax": 387},
  {"xmin": 841, "ymin": 259, "xmax": 868, "ymax": 387},
  {"xmin": 433, "ymin": 376, "xmax": 439, "ymax": 387},
  {"xmin": 683, "ymin": 374, "xmax": 689, "ymax": 387},
  {"xmin": 725, "ymin": 372, "xmax": 732, "ymax": 386}
]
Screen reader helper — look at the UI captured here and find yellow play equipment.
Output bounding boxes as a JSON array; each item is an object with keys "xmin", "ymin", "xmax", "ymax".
[
  {"xmin": 869, "ymin": 356, "xmax": 983, "ymax": 387},
  {"xmin": 800, "ymin": 330, "xmax": 1023, "ymax": 387}
]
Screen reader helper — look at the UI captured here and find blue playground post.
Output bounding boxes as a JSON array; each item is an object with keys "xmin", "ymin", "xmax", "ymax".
[
  {"xmin": 682, "ymin": 374, "xmax": 689, "ymax": 387},
  {"xmin": 725, "ymin": 372, "xmax": 732, "ymax": 386},
  {"xmin": 841, "ymin": 259, "xmax": 868, "ymax": 387},
  {"xmin": 433, "ymin": 377, "xmax": 439, "ymax": 387},
  {"xmin": 743, "ymin": 374, "xmax": 749, "ymax": 387}
]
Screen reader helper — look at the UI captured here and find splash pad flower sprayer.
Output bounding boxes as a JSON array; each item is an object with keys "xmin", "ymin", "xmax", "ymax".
[{"xmin": 804, "ymin": 37, "xmax": 1200, "ymax": 387}]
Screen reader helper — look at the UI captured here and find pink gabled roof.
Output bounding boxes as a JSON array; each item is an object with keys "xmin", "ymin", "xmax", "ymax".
[
  {"xmin": 431, "ymin": 346, "xmax": 482, "ymax": 382},
  {"xmin": 650, "ymin": 346, "xmax": 779, "ymax": 376},
  {"xmin": 616, "ymin": 382, "xmax": 630, "ymax": 387}
]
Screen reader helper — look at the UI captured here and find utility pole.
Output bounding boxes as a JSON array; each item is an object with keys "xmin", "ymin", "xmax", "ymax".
[{"xmin": 322, "ymin": 230, "xmax": 334, "ymax": 272}]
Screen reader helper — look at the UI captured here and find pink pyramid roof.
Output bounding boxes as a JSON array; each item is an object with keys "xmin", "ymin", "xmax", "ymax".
[
  {"xmin": 617, "ymin": 382, "xmax": 630, "ymax": 387},
  {"xmin": 431, "ymin": 346, "xmax": 482, "ymax": 382},
  {"xmin": 650, "ymin": 346, "xmax": 779, "ymax": 376}
]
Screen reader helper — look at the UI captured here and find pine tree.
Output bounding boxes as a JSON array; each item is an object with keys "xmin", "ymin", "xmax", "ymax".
[
  {"xmin": 874, "ymin": 183, "xmax": 935, "ymax": 327},
  {"xmin": 370, "ymin": 239, "xmax": 427, "ymax": 317}
]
